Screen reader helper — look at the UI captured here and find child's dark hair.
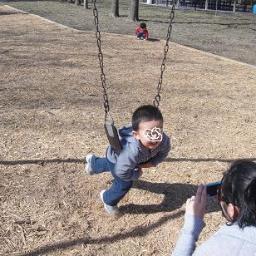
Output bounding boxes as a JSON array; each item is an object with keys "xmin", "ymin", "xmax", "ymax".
[
  {"xmin": 140, "ymin": 22, "xmax": 147, "ymax": 29},
  {"xmin": 221, "ymin": 160, "xmax": 256, "ymax": 228},
  {"xmin": 132, "ymin": 105, "xmax": 163, "ymax": 131}
]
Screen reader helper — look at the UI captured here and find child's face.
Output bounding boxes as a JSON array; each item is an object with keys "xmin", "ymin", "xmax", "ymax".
[{"xmin": 133, "ymin": 120, "xmax": 163, "ymax": 150}]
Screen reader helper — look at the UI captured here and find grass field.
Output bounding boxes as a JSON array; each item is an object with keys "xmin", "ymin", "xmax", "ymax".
[
  {"xmin": 0, "ymin": 2, "xmax": 256, "ymax": 256},
  {"xmin": 5, "ymin": 0, "xmax": 256, "ymax": 65}
]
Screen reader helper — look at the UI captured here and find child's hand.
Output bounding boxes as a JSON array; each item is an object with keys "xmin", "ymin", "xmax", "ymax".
[{"xmin": 137, "ymin": 167, "xmax": 143, "ymax": 178}]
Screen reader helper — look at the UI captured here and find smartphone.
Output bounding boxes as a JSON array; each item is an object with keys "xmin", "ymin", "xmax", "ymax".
[{"xmin": 206, "ymin": 181, "xmax": 222, "ymax": 196}]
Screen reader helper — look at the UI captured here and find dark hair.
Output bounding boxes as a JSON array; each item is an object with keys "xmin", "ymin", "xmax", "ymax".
[
  {"xmin": 221, "ymin": 160, "xmax": 256, "ymax": 228},
  {"xmin": 132, "ymin": 105, "xmax": 163, "ymax": 131},
  {"xmin": 140, "ymin": 22, "xmax": 147, "ymax": 29}
]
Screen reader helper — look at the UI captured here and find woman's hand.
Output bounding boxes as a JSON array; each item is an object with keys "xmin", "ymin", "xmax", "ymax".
[{"xmin": 185, "ymin": 184, "xmax": 207, "ymax": 219}]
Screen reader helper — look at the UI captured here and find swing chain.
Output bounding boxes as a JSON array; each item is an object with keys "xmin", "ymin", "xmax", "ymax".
[
  {"xmin": 153, "ymin": 3, "xmax": 175, "ymax": 108},
  {"xmin": 92, "ymin": 0, "xmax": 175, "ymax": 110},
  {"xmin": 92, "ymin": 0, "xmax": 110, "ymax": 117}
]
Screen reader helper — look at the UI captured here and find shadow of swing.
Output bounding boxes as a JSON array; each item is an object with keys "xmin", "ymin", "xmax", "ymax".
[
  {"xmin": 120, "ymin": 179, "xmax": 220, "ymax": 214},
  {"xmin": 1, "ymin": 156, "xmax": 255, "ymax": 166}
]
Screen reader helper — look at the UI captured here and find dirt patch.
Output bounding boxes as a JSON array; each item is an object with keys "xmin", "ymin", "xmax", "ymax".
[{"xmin": 0, "ymin": 5, "xmax": 256, "ymax": 256}]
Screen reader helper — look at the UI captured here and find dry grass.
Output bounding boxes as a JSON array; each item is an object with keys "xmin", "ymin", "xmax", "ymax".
[
  {"xmin": 0, "ymin": 5, "xmax": 256, "ymax": 256},
  {"xmin": 6, "ymin": 0, "xmax": 256, "ymax": 66}
]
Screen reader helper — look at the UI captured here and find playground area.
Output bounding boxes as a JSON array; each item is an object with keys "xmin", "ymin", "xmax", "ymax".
[{"xmin": 0, "ymin": 3, "xmax": 256, "ymax": 256}]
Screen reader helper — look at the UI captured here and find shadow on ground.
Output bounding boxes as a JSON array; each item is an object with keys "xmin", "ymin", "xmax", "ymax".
[
  {"xmin": 121, "ymin": 180, "xmax": 219, "ymax": 214},
  {"xmin": 19, "ymin": 210, "xmax": 182, "ymax": 256},
  {"xmin": 147, "ymin": 38, "xmax": 160, "ymax": 42},
  {"xmin": 1, "ymin": 157, "xmax": 255, "ymax": 166},
  {"xmin": 18, "ymin": 179, "xmax": 220, "ymax": 256}
]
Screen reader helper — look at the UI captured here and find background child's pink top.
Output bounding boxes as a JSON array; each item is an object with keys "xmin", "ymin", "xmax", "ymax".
[{"xmin": 135, "ymin": 26, "xmax": 149, "ymax": 39}]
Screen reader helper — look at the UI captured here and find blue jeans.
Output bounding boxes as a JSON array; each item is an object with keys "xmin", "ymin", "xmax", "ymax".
[
  {"xmin": 90, "ymin": 156, "xmax": 133, "ymax": 206},
  {"xmin": 137, "ymin": 32, "xmax": 145, "ymax": 39}
]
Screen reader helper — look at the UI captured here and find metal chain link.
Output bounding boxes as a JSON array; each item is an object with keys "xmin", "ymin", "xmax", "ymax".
[
  {"xmin": 92, "ymin": 0, "xmax": 110, "ymax": 117},
  {"xmin": 153, "ymin": 3, "xmax": 175, "ymax": 108}
]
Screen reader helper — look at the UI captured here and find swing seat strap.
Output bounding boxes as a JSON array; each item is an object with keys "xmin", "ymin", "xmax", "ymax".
[{"xmin": 104, "ymin": 116, "xmax": 122, "ymax": 154}]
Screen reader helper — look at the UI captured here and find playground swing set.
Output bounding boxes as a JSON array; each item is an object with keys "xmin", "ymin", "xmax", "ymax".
[
  {"xmin": 90, "ymin": 2, "xmax": 222, "ymax": 195},
  {"xmin": 91, "ymin": 0, "xmax": 175, "ymax": 153}
]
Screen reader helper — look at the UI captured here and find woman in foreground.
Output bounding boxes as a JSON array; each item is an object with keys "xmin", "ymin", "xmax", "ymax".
[{"xmin": 172, "ymin": 160, "xmax": 256, "ymax": 256}]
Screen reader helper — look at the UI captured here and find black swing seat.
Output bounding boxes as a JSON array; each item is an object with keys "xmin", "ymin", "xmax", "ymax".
[{"xmin": 104, "ymin": 118, "xmax": 122, "ymax": 154}]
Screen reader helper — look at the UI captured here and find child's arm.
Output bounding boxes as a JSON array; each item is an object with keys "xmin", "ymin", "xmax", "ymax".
[
  {"xmin": 114, "ymin": 146, "xmax": 141, "ymax": 181},
  {"xmin": 144, "ymin": 29, "xmax": 149, "ymax": 40},
  {"xmin": 135, "ymin": 26, "xmax": 140, "ymax": 35}
]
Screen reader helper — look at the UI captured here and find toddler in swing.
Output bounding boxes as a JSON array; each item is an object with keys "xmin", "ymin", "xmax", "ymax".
[
  {"xmin": 135, "ymin": 22, "xmax": 149, "ymax": 40},
  {"xmin": 85, "ymin": 105, "xmax": 171, "ymax": 215}
]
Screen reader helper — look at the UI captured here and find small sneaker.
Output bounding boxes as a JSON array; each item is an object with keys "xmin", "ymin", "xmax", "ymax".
[
  {"xmin": 100, "ymin": 190, "xmax": 120, "ymax": 215},
  {"xmin": 85, "ymin": 154, "xmax": 95, "ymax": 175}
]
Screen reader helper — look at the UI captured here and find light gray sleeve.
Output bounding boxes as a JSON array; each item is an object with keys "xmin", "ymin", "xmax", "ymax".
[
  {"xmin": 171, "ymin": 214, "xmax": 205, "ymax": 256},
  {"xmin": 114, "ymin": 145, "xmax": 140, "ymax": 181}
]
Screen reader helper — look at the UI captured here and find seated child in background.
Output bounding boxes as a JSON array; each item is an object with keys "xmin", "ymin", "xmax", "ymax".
[
  {"xmin": 85, "ymin": 105, "xmax": 171, "ymax": 215},
  {"xmin": 136, "ymin": 22, "xmax": 149, "ymax": 40}
]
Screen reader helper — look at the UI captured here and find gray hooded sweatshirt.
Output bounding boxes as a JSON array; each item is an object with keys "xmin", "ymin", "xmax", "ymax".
[{"xmin": 106, "ymin": 125, "xmax": 171, "ymax": 181}]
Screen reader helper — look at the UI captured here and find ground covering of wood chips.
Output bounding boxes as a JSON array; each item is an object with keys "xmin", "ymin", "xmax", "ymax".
[{"xmin": 0, "ymin": 5, "xmax": 256, "ymax": 256}]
